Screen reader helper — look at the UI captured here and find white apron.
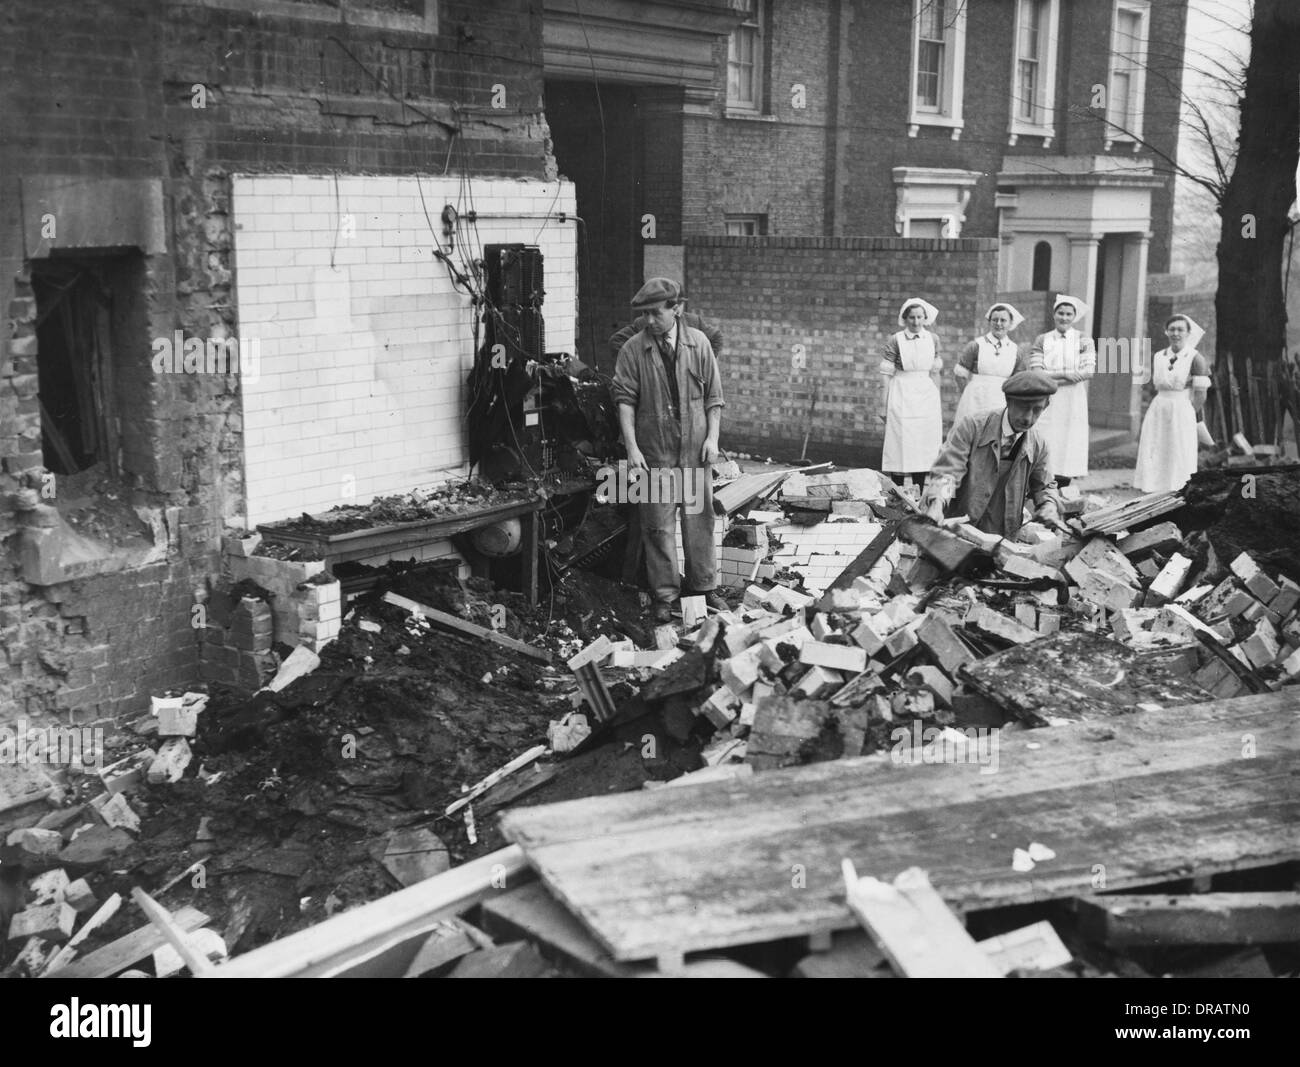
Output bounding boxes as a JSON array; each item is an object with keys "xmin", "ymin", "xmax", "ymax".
[
  {"xmin": 882, "ymin": 330, "xmax": 942, "ymax": 472},
  {"xmin": 1134, "ymin": 348, "xmax": 1199, "ymax": 493},
  {"xmin": 955, "ymin": 335, "xmax": 1018, "ymax": 422},
  {"xmin": 1034, "ymin": 329, "xmax": 1091, "ymax": 478}
]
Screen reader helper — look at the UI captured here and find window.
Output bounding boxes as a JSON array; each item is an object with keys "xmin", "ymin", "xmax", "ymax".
[
  {"xmin": 1009, "ymin": 0, "xmax": 1059, "ymax": 145},
  {"xmin": 1107, "ymin": 1, "xmax": 1149, "ymax": 148},
  {"xmin": 727, "ymin": 1, "xmax": 765, "ymax": 113},
  {"xmin": 909, "ymin": 0, "xmax": 967, "ymax": 138},
  {"xmin": 915, "ymin": 2, "xmax": 945, "ymax": 109},
  {"xmin": 724, "ymin": 214, "xmax": 766, "ymax": 236},
  {"xmin": 1032, "ymin": 241, "xmax": 1052, "ymax": 290}
]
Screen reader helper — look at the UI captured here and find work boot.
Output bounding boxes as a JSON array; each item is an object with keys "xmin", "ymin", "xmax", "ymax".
[
  {"xmin": 702, "ymin": 590, "xmax": 729, "ymax": 613},
  {"xmin": 651, "ymin": 601, "xmax": 674, "ymax": 625}
]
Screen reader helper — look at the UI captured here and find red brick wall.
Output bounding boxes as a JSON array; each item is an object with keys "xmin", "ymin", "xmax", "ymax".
[
  {"xmin": 680, "ymin": 0, "xmax": 1185, "ymax": 268},
  {"xmin": 683, "ymin": 1, "xmax": 832, "ymax": 236},
  {"xmin": 0, "ymin": 0, "xmax": 551, "ymax": 726},
  {"xmin": 687, "ymin": 235, "xmax": 999, "ymax": 467}
]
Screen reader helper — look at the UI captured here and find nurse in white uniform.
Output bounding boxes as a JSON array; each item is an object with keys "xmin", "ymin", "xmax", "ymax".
[
  {"xmin": 879, "ymin": 298, "xmax": 943, "ymax": 487},
  {"xmin": 954, "ymin": 303, "xmax": 1027, "ymax": 422},
  {"xmin": 1134, "ymin": 314, "xmax": 1210, "ymax": 493},
  {"xmin": 1028, "ymin": 294, "xmax": 1096, "ymax": 484}
]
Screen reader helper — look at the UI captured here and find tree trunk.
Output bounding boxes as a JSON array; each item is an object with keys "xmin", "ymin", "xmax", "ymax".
[{"xmin": 1215, "ymin": 0, "xmax": 1300, "ymax": 439}]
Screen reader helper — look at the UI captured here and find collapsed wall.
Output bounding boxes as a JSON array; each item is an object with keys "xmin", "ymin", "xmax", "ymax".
[{"xmin": 0, "ymin": 0, "xmax": 553, "ymax": 727}]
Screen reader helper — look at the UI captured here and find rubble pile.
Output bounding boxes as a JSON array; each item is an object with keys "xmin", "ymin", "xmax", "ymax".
[
  {"xmin": 6, "ymin": 463, "xmax": 1300, "ymax": 979},
  {"xmin": 553, "ymin": 467, "xmax": 1300, "ymax": 787}
]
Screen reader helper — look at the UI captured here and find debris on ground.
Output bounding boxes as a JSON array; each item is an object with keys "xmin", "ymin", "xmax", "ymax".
[{"xmin": 4, "ymin": 460, "xmax": 1300, "ymax": 979}]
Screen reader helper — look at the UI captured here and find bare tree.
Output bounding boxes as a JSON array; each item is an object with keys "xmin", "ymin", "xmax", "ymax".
[{"xmin": 1067, "ymin": 0, "xmax": 1299, "ymax": 442}]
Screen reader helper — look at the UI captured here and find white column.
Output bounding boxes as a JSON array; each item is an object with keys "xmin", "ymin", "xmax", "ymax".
[{"xmin": 1067, "ymin": 234, "xmax": 1101, "ymax": 316}]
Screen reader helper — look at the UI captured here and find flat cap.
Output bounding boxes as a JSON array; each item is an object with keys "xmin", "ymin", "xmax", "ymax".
[
  {"xmin": 1002, "ymin": 370, "xmax": 1058, "ymax": 398},
  {"xmin": 631, "ymin": 277, "xmax": 682, "ymax": 308}
]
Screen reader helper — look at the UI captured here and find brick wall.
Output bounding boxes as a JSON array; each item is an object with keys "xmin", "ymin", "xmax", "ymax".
[
  {"xmin": 232, "ymin": 174, "xmax": 576, "ymax": 526},
  {"xmin": 0, "ymin": 0, "xmax": 553, "ymax": 727},
  {"xmin": 683, "ymin": 1, "xmax": 831, "ymax": 237},
  {"xmin": 688, "ymin": 235, "xmax": 999, "ymax": 467}
]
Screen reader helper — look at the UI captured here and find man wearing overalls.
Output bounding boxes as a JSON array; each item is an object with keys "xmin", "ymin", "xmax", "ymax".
[{"xmin": 611, "ymin": 278, "xmax": 726, "ymax": 625}]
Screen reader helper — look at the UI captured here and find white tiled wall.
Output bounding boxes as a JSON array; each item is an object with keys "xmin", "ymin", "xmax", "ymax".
[{"xmin": 231, "ymin": 175, "xmax": 577, "ymax": 527}]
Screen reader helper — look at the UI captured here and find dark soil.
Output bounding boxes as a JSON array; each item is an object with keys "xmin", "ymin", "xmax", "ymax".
[
  {"xmin": 1176, "ymin": 468, "xmax": 1300, "ymax": 582},
  {"xmin": 1, "ymin": 564, "xmax": 694, "ymax": 967}
]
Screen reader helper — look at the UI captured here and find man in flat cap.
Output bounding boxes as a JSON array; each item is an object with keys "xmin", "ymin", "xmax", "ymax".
[
  {"xmin": 611, "ymin": 277, "xmax": 726, "ymax": 624},
  {"xmin": 609, "ymin": 306, "xmax": 723, "ymax": 362},
  {"xmin": 919, "ymin": 370, "xmax": 1062, "ymax": 539}
]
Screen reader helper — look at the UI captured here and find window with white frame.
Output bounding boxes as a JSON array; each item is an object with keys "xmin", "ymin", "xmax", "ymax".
[
  {"xmin": 1106, "ymin": 1, "xmax": 1149, "ymax": 148},
  {"xmin": 727, "ymin": 0, "xmax": 765, "ymax": 113},
  {"xmin": 724, "ymin": 214, "xmax": 766, "ymax": 236},
  {"xmin": 1009, "ymin": 0, "xmax": 1059, "ymax": 145},
  {"xmin": 909, "ymin": 0, "xmax": 967, "ymax": 138}
]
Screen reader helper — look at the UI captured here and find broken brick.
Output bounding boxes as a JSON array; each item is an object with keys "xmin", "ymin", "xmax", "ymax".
[{"xmin": 7, "ymin": 903, "xmax": 76, "ymax": 945}]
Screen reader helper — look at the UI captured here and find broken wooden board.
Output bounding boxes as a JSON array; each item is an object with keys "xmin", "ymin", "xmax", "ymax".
[
  {"xmin": 961, "ymin": 630, "xmax": 1212, "ymax": 726},
  {"xmin": 43, "ymin": 907, "xmax": 209, "ymax": 979},
  {"xmin": 825, "ymin": 522, "xmax": 899, "ymax": 591},
  {"xmin": 382, "ymin": 592, "xmax": 551, "ymax": 664},
  {"xmin": 1075, "ymin": 892, "xmax": 1300, "ymax": 948},
  {"xmin": 479, "ymin": 880, "xmax": 643, "ymax": 978},
  {"xmin": 447, "ymin": 941, "xmax": 555, "ymax": 978},
  {"xmin": 715, "ymin": 468, "xmax": 797, "ymax": 515},
  {"xmin": 976, "ymin": 920, "xmax": 1072, "ymax": 975},
  {"xmin": 499, "ymin": 691, "xmax": 1300, "ymax": 965},
  {"xmin": 843, "ymin": 863, "xmax": 1001, "ymax": 978},
  {"xmin": 475, "ymin": 763, "xmax": 561, "ymax": 819},
  {"xmin": 402, "ymin": 918, "xmax": 493, "ymax": 977},
  {"xmin": 211, "ymin": 845, "xmax": 531, "ymax": 978}
]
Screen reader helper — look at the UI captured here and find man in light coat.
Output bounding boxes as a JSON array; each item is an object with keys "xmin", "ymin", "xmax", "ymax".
[{"xmin": 920, "ymin": 370, "xmax": 1062, "ymax": 539}]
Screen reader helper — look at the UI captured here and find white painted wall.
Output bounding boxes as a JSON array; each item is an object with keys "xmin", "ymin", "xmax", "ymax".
[{"xmin": 231, "ymin": 174, "xmax": 577, "ymax": 527}]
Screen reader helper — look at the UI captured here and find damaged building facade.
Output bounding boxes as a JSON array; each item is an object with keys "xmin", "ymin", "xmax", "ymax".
[
  {"xmin": 1, "ymin": 0, "xmax": 1192, "ymax": 722},
  {"xmin": 1, "ymin": 0, "xmax": 575, "ymax": 725},
  {"xmin": 547, "ymin": 0, "xmax": 1191, "ymax": 456}
]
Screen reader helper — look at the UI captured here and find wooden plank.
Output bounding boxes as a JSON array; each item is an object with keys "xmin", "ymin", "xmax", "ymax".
[
  {"xmin": 977, "ymin": 920, "xmax": 1072, "ymax": 974},
  {"xmin": 43, "ymin": 907, "xmax": 209, "ymax": 979},
  {"xmin": 826, "ymin": 522, "xmax": 898, "ymax": 591},
  {"xmin": 402, "ymin": 918, "xmax": 493, "ymax": 977},
  {"xmin": 479, "ymin": 881, "xmax": 642, "ymax": 978},
  {"xmin": 210, "ymin": 845, "xmax": 531, "ymax": 978},
  {"xmin": 446, "ymin": 746, "xmax": 548, "ymax": 816},
  {"xmin": 1076, "ymin": 892, "xmax": 1300, "ymax": 948},
  {"xmin": 130, "ymin": 887, "xmax": 216, "ymax": 976},
  {"xmin": 475, "ymin": 763, "xmax": 562, "ymax": 818},
  {"xmin": 382, "ymin": 592, "xmax": 551, "ymax": 664},
  {"xmin": 500, "ymin": 691, "xmax": 1300, "ymax": 963},
  {"xmin": 844, "ymin": 862, "xmax": 1000, "ymax": 978},
  {"xmin": 962, "ymin": 630, "xmax": 1211, "ymax": 726},
  {"xmin": 715, "ymin": 468, "xmax": 798, "ymax": 515}
]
